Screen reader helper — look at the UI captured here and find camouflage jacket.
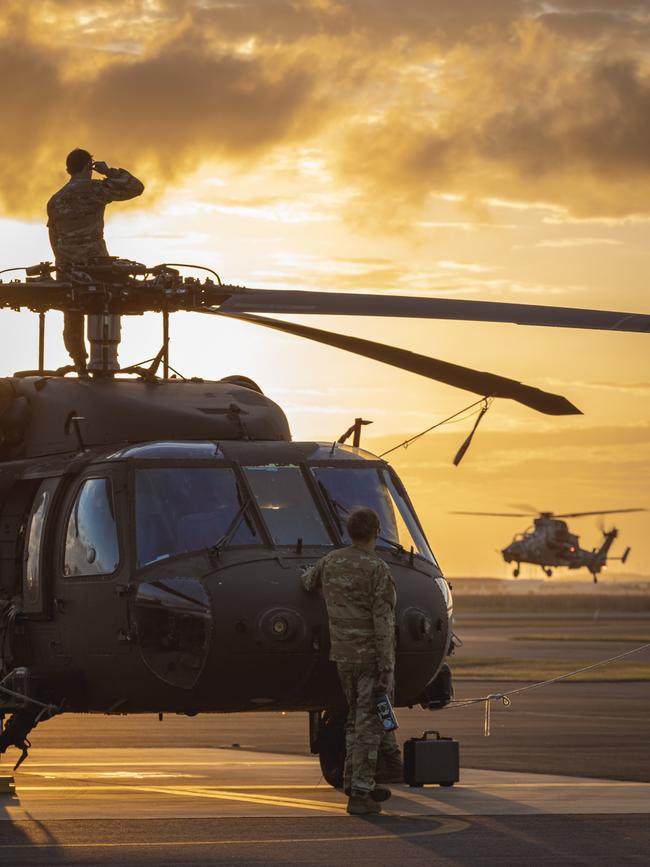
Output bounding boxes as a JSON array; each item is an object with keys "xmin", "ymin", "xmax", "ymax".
[
  {"xmin": 47, "ymin": 168, "xmax": 144, "ymax": 266},
  {"xmin": 302, "ymin": 546, "xmax": 396, "ymax": 671}
]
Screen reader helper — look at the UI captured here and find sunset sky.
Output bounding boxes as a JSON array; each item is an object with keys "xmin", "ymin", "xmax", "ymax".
[{"xmin": 1, "ymin": 0, "xmax": 648, "ymax": 577}]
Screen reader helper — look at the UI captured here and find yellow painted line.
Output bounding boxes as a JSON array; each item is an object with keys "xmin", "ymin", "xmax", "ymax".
[
  {"xmin": 10, "ymin": 781, "xmax": 347, "ymax": 814},
  {"xmin": 136, "ymin": 784, "xmax": 347, "ymax": 813},
  {"xmin": 12, "ymin": 784, "xmax": 331, "ymax": 793},
  {"xmin": 19, "ymin": 759, "xmax": 316, "ymax": 768},
  {"xmin": 0, "ymin": 819, "xmax": 469, "ymax": 849}
]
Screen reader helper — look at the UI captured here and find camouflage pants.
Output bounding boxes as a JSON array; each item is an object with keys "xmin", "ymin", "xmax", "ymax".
[
  {"xmin": 63, "ymin": 312, "xmax": 88, "ymax": 366},
  {"xmin": 336, "ymin": 661, "xmax": 383, "ymax": 795},
  {"xmin": 379, "ymin": 727, "xmax": 401, "ymax": 762}
]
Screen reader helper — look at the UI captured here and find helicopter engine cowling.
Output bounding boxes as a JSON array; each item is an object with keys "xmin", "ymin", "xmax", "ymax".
[{"xmin": 3, "ymin": 376, "xmax": 291, "ymax": 458}]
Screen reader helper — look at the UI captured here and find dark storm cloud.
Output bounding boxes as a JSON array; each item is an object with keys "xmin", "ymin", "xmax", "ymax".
[
  {"xmin": 2, "ymin": 0, "xmax": 650, "ymax": 218},
  {"xmin": 337, "ymin": 41, "xmax": 650, "ymax": 218},
  {"xmin": 0, "ymin": 28, "xmax": 324, "ymax": 215},
  {"xmin": 539, "ymin": 11, "xmax": 650, "ymax": 40}
]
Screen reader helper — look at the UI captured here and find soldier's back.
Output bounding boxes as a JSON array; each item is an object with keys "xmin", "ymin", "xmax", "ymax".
[
  {"xmin": 47, "ymin": 178, "xmax": 110, "ymax": 264},
  {"xmin": 319, "ymin": 546, "xmax": 393, "ymax": 664}
]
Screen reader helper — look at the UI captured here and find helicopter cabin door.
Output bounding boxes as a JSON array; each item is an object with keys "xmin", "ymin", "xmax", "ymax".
[
  {"xmin": 21, "ymin": 477, "xmax": 61, "ymax": 617},
  {"xmin": 53, "ymin": 466, "xmax": 131, "ymax": 689}
]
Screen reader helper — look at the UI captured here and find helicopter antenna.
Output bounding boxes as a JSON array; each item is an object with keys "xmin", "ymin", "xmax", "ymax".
[
  {"xmin": 338, "ymin": 418, "xmax": 372, "ymax": 448},
  {"xmin": 121, "ymin": 345, "xmax": 167, "ymax": 381}
]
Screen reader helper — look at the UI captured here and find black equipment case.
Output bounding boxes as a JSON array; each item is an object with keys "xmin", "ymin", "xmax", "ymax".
[{"xmin": 403, "ymin": 730, "xmax": 460, "ymax": 787}]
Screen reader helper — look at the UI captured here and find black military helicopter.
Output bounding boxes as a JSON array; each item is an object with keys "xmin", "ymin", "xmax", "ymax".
[
  {"xmin": 0, "ymin": 257, "xmax": 648, "ymax": 782},
  {"xmin": 453, "ymin": 507, "xmax": 646, "ymax": 581}
]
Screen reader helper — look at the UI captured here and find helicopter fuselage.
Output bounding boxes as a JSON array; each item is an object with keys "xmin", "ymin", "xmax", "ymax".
[
  {"xmin": 502, "ymin": 516, "xmax": 620, "ymax": 577},
  {"xmin": 0, "ymin": 377, "xmax": 451, "ymax": 720}
]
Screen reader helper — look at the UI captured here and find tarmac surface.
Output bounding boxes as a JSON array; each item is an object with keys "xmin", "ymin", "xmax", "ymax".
[
  {"xmin": 1, "ymin": 612, "xmax": 648, "ymax": 864},
  {"xmin": 1, "ymin": 746, "xmax": 648, "ymax": 865}
]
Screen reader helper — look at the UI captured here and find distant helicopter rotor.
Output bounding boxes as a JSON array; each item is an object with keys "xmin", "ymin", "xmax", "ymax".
[{"xmin": 452, "ymin": 508, "xmax": 647, "ymax": 518}]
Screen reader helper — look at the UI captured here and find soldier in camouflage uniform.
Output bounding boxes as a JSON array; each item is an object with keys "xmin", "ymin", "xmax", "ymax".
[
  {"xmin": 47, "ymin": 148, "xmax": 144, "ymax": 371},
  {"xmin": 302, "ymin": 507, "xmax": 397, "ymax": 815}
]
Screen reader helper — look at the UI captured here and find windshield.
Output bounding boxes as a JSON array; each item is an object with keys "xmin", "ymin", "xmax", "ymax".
[
  {"xmin": 244, "ymin": 465, "xmax": 332, "ymax": 546},
  {"xmin": 312, "ymin": 466, "xmax": 435, "ymax": 562},
  {"xmin": 135, "ymin": 467, "xmax": 257, "ymax": 567},
  {"xmin": 380, "ymin": 470, "xmax": 436, "ymax": 564}
]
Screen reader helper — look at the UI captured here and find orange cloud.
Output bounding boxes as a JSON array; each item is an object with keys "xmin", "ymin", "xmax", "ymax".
[{"xmin": 1, "ymin": 2, "xmax": 650, "ymax": 220}]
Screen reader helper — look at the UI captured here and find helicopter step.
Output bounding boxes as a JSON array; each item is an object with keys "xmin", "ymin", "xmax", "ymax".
[{"xmin": 0, "ymin": 666, "xmax": 78, "ymax": 769}]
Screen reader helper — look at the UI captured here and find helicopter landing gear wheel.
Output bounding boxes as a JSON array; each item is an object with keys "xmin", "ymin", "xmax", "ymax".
[
  {"xmin": 544, "ymin": 568, "xmax": 553, "ymax": 577},
  {"xmin": 513, "ymin": 566, "xmax": 520, "ymax": 578},
  {"xmin": 317, "ymin": 709, "xmax": 347, "ymax": 789}
]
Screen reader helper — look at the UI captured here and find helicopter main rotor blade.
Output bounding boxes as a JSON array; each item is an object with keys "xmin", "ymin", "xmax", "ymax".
[
  {"xmin": 450, "ymin": 511, "xmax": 533, "ymax": 517},
  {"xmin": 219, "ymin": 289, "xmax": 650, "ymax": 334},
  {"xmin": 509, "ymin": 503, "xmax": 542, "ymax": 514},
  {"xmin": 553, "ymin": 508, "xmax": 647, "ymax": 518},
  {"xmin": 203, "ymin": 310, "xmax": 581, "ymax": 416}
]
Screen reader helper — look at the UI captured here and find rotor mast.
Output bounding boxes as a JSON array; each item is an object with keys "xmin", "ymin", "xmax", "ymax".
[{"xmin": 87, "ymin": 313, "xmax": 121, "ymax": 375}]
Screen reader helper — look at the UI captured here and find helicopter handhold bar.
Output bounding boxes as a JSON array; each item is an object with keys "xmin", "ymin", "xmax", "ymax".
[{"xmin": 0, "ymin": 678, "xmax": 59, "ymax": 716}]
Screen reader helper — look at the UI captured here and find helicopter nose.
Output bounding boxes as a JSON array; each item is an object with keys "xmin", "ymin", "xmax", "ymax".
[{"xmin": 503, "ymin": 543, "xmax": 521, "ymax": 561}]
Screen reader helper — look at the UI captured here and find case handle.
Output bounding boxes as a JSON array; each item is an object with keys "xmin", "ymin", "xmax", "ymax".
[{"xmin": 421, "ymin": 730, "xmax": 441, "ymax": 740}]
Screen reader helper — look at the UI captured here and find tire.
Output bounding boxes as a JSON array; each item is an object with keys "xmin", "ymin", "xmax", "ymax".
[
  {"xmin": 439, "ymin": 782, "xmax": 454, "ymax": 787},
  {"xmin": 317, "ymin": 709, "xmax": 347, "ymax": 789}
]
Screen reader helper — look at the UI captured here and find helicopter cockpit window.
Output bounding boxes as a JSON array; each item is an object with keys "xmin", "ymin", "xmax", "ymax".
[
  {"xmin": 244, "ymin": 466, "xmax": 331, "ymax": 546},
  {"xmin": 24, "ymin": 478, "xmax": 60, "ymax": 611},
  {"xmin": 133, "ymin": 577, "xmax": 212, "ymax": 689},
  {"xmin": 135, "ymin": 467, "xmax": 258, "ymax": 567},
  {"xmin": 107, "ymin": 442, "xmax": 224, "ymax": 460},
  {"xmin": 380, "ymin": 470, "xmax": 436, "ymax": 564},
  {"xmin": 63, "ymin": 478, "xmax": 120, "ymax": 577},
  {"xmin": 311, "ymin": 466, "xmax": 435, "ymax": 563}
]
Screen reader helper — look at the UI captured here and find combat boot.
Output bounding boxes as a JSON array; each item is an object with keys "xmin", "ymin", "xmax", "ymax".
[
  {"xmin": 346, "ymin": 794, "xmax": 382, "ymax": 815},
  {"xmin": 376, "ymin": 753, "xmax": 404, "ymax": 784},
  {"xmin": 344, "ymin": 784, "xmax": 392, "ymax": 802}
]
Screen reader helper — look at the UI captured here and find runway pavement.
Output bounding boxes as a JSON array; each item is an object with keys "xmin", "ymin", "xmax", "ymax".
[
  {"xmin": 1, "ymin": 612, "xmax": 647, "ymax": 864},
  {"xmin": 0, "ymin": 746, "xmax": 648, "ymax": 865}
]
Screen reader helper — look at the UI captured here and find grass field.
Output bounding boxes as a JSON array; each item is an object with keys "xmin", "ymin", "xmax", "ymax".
[
  {"xmin": 511, "ymin": 634, "xmax": 650, "ymax": 643},
  {"xmin": 453, "ymin": 594, "xmax": 650, "ymax": 613},
  {"xmin": 451, "ymin": 656, "xmax": 650, "ymax": 681}
]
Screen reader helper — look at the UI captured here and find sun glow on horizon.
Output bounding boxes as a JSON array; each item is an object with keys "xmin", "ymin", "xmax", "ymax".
[{"xmin": 1, "ymin": 1, "xmax": 648, "ymax": 575}]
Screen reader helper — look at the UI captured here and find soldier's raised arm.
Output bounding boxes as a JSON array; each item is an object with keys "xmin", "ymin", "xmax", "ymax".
[
  {"xmin": 371, "ymin": 561, "xmax": 396, "ymax": 674},
  {"xmin": 92, "ymin": 161, "xmax": 144, "ymax": 203}
]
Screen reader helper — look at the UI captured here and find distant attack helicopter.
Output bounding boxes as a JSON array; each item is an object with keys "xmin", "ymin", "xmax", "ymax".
[
  {"xmin": 453, "ymin": 507, "xmax": 646, "ymax": 581},
  {"xmin": 0, "ymin": 257, "xmax": 648, "ymax": 782}
]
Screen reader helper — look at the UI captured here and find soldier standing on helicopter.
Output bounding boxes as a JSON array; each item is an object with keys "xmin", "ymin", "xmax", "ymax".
[
  {"xmin": 46, "ymin": 149, "xmax": 144, "ymax": 371},
  {"xmin": 302, "ymin": 507, "xmax": 398, "ymax": 815}
]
